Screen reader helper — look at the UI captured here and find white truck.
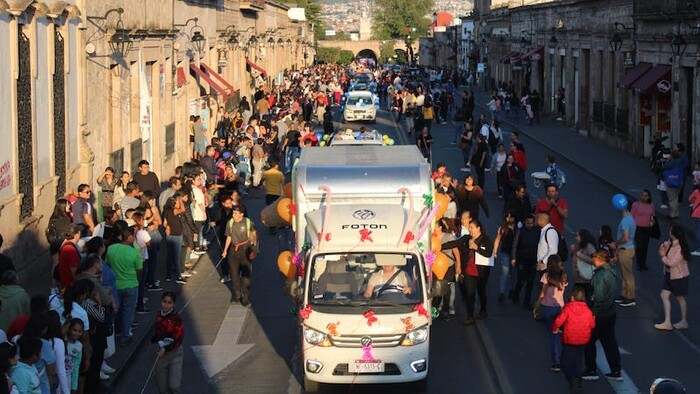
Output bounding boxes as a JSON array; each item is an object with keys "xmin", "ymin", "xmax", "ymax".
[{"xmin": 288, "ymin": 145, "xmax": 434, "ymax": 392}]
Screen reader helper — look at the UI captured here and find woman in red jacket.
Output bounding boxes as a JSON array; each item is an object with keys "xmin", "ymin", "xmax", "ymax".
[
  {"xmin": 552, "ymin": 287, "xmax": 596, "ymax": 393},
  {"xmin": 152, "ymin": 291, "xmax": 185, "ymax": 393}
]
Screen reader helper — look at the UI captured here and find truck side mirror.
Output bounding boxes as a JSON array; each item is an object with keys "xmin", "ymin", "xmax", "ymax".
[{"xmin": 284, "ymin": 279, "xmax": 299, "ymax": 298}]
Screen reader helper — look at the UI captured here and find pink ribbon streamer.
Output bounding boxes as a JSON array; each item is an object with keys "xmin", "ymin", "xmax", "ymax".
[
  {"xmin": 396, "ymin": 187, "xmax": 415, "ymax": 247},
  {"xmin": 416, "ymin": 204, "xmax": 441, "ymax": 241}
]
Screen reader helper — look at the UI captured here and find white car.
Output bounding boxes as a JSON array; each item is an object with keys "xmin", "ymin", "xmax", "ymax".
[{"xmin": 343, "ymin": 91, "xmax": 378, "ymax": 123}]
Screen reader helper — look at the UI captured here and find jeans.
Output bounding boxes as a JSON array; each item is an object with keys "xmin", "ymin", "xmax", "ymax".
[
  {"xmin": 634, "ymin": 226, "xmax": 651, "ymax": 269},
  {"xmin": 285, "ymin": 147, "xmax": 300, "ymax": 174},
  {"xmin": 498, "ymin": 252, "xmax": 512, "ymax": 294},
  {"xmin": 561, "ymin": 344, "xmax": 585, "ymax": 380},
  {"xmin": 461, "ymin": 144, "xmax": 472, "ymax": 167},
  {"xmin": 585, "ymin": 313, "xmax": 621, "ymax": 373},
  {"xmin": 147, "ymin": 229, "xmax": 162, "ymax": 285},
  {"xmin": 117, "ymin": 287, "xmax": 138, "ymax": 342},
  {"xmin": 617, "ymin": 248, "xmax": 636, "ymax": 300},
  {"xmin": 165, "ymin": 235, "xmax": 183, "ymax": 280},
  {"xmin": 540, "ymin": 304, "xmax": 562, "ymax": 364},
  {"xmin": 476, "ymin": 265, "xmax": 490, "ymax": 312},
  {"xmin": 137, "ymin": 259, "xmax": 149, "ymax": 309}
]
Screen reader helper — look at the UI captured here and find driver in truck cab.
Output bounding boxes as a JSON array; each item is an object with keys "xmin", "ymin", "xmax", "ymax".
[{"xmin": 363, "ymin": 264, "xmax": 412, "ymax": 298}]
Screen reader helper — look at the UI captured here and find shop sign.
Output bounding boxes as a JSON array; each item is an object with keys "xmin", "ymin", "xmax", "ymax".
[{"xmin": 656, "ymin": 80, "xmax": 671, "ymax": 94}]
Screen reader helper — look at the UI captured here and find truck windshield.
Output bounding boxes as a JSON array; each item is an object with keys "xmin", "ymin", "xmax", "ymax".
[{"xmin": 309, "ymin": 253, "xmax": 424, "ymax": 307}]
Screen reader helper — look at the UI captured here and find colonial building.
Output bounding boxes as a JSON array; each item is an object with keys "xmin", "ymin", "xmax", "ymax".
[{"xmin": 0, "ymin": 0, "xmax": 312, "ymax": 284}]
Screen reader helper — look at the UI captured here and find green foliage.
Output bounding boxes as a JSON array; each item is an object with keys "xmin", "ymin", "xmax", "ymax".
[
  {"xmin": 316, "ymin": 46, "xmax": 355, "ymax": 64},
  {"xmin": 378, "ymin": 41, "xmax": 395, "ymax": 63},
  {"xmin": 326, "ymin": 30, "xmax": 351, "ymax": 41},
  {"xmin": 372, "ymin": 0, "xmax": 435, "ymax": 41}
]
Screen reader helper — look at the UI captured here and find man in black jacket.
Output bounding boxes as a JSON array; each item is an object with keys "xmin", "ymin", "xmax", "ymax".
[
  {"xmin": 510, "ymin": 214, "xmax": 540, "ymax": 308},
  {"xmin": 504, "ymin": 183, "xmax": 532, "ymax": 226}
]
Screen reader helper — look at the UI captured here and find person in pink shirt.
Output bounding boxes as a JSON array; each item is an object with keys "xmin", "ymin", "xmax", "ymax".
[
  {"xmin": 687, "ymin": 184, "xmax": 700, "ymax": 255},
  {"xmin": 630, "ymin": 189, "xmax": 656, "ymax": 270},
  {"xmin": 654, "ymin": 225, "xmax": 691, "ymax": 331},
  {"xmin": 535, "ymin": 255, "xmax": 568, "ymax": 372}
]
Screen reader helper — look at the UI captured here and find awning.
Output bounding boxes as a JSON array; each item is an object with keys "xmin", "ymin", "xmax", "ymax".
[
  {"xmin": 499, "ymin": 51, "xmax": 518, "ymax": 64},
  {"xmin": 509, "ymin": 52, "xmax": 523, "ymax": 65},
  {"xmin": 521, "ymin": 46, "xmax": 544, "ymax": 62},
  {"xmin": 617, "ymin": 62, "xmax": 652, "ymax": 89},
  {"xmin": 631, "ymin": 64, "xmax": 672, "ymax": 96},
  {"xmin": 176, "ymin": 67, "xmax": 187, "ymax": 88},
  {"xmin": 189, "ymin": 63, "xmax": 234, "ymax": 102},
  {"xmin": 246, "ymin": 59, "xmax": 268, "ymax": 78}
]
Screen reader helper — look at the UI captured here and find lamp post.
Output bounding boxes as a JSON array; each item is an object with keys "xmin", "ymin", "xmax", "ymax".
[
  {"xmin": 481, "ymin": 37, "xmax": 489, "ymax": 90},
  {"xmin": 670, "ymin": 33, "xmax": 687, "ymax": 145}
]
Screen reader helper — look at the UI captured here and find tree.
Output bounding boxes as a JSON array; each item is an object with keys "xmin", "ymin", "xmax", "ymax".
[
  {"xmin": 283, "ymin": 0, "xmax": 326, "ymax": 41},
  {"xmin": 378, "ymin": 41, "xmax": 395, "ymax": 64},
  {"xmin": 316, "ymin": 47, "xmax": 355, "ymax": 64},
  {"xmin": 371, "ymin": 0, "xmax": 434, "ymax": 42}
]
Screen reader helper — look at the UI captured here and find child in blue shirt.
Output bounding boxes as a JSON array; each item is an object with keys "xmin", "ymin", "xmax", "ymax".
[{"xmin": 11, "ymin": 336, "xmax": 41, "ymax": 394}]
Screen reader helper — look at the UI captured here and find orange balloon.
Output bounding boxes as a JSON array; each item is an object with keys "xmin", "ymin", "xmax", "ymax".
[
  {"xmin": 277, "ymin": 251, "xmax": 296, "ymax": 280},
  {"xmin": 434, "ymin": 193, "xmax": 449, "ymax": 221},
  {"xmin": 284, "ymin": 183, "xmax": 293, "ymax": 199},
  {"xmin": 276, "ymin": 197, "xmax": 293, "ymax": 224},
  {"xmin": 431, "ymin": 252, "xmax": 450, "ymax": 280},
  {"xmin": 431, "ymin": 233, "xmax": 441, "ymax": 251}
]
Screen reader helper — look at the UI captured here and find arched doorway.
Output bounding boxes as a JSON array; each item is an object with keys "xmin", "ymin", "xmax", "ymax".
[{"xmin": 356, "ymin": 49, "xmax": 378, "ymax": 67}]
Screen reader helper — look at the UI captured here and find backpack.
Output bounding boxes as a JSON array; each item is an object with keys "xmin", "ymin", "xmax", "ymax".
[
  {"xmin": 544, "ymin": 227, "xmax": 569, "ymax": 262},
  {"xmin": 663, "ymin": 166, "xmax": 683, "ymax": 188},
  {"xmin": 227, "ymin": 218, "xmax": 257, "ymax": 260}
]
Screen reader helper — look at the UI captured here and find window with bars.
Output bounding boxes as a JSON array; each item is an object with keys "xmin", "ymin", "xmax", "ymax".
[
  {"xmin": 130, "ymin": 139, "xmax": 143, "ymax": 174},
  {"xmin": 54, "ymin": 31, "xmax": 66, "ymax": 200},
  {"xmin": 165, "ymin": 123, "xmax": 175, "ymax": 156},
  {"xmin": 17, "ymin": 29, "xmax": 34, "ymax": 221}
]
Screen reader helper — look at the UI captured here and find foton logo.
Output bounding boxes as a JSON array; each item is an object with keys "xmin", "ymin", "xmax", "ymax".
[
  {"xmin": 352, "ymin": 209, "xmax": 376, "ymax": 220},
  {"xmin": 657, "ymin": 80, "xmax": 671, "ymax": 93}
]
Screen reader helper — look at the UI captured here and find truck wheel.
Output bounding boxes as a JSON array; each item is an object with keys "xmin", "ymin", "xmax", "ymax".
[{"xmin": 303, "ymin": 375, "xmax": 320, "ymax": 393}]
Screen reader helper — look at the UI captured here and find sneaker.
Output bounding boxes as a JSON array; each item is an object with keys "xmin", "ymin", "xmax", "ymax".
[
  {"xmin": 101, "ymin": 362, "xmax": 116, "ymax": 374},
  {"xmin": 614, "ymin": 296, "xmax": 624, "ymax": 304},
  {"xmin": 450, "ymin": 141, "xmax": 457, "ymax": 145},
  {"xmin": 165, "ymin": 277, "xmax": 172, "ymax": 282},
  {"xmin": 220, "ymin": 275, "xmax": 232, "ymax": 283},
  {"xmin": 605, "ymin": 371, "xmax": 623, "ymax": 382},
  {"xmin": 673, "ymin": 321, "xmax": 689, "ymax": 330},
  {"xmin": 100, "ymin": 371, "xmax": 110, "ymax": 381},
  {"xmin": 136, "ymin": 307, "xmax": 151, "ymax": 315},
  {"xmin": 660, "ymin": 204, "xmax": 669, "ymax": 209},
  {"xmin": 460, "ymin": 167, "xmax": 470, "ymax": 172},
  {"xmin": 180, "ymin": 272, "xmax": 193, "ymax": 278},
  {"xmin": 175, "ymin": 277, "xmax": 188, "ymax": 285},
  {"xmin": 691, "ymin": 250, "xmax": 700, "ymax": 256},
  {"xmin": 550, "ymin": 364, "xmax": 561, "ymax": 372},
  {"xmin": 581, "ymin": 370, "xmax": 599, "ymax": 381},
  {"xmin": 476, "ymin": 311, "xmax": 488, "ymax": 320},
  {"xmin": 484, "ymin": 168, "xmax": 491, "ymax": 172},
  {"xmin": 146, "ymin": 284, "xmax": 163, "ymax": 292},
  {"xmin": 619, "ymin": 299, "xmax": 636, "ymax": 307}
]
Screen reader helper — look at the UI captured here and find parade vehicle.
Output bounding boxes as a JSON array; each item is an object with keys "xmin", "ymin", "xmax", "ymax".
[
  {"xmin": 342, "ymin": 90, "xmax": 379, "ymax": 123},
  {"xmin": 277, "ymin": 146, "xmax": 436, "ymax": 392}
]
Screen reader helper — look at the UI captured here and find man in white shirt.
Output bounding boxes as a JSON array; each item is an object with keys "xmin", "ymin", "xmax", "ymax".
[
  {"xmin": 191, "ymin": 176, "xmax": 208, "ymax": 253},
  {"xmin": 536, "ymin": 212, "xmax": 558, "ymax": 275}
]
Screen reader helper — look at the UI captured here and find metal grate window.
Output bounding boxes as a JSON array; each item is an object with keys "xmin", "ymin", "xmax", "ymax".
[
  {"xmin": 130, "ymin": 139, "xmax": 143, "ymax": 174},
  {"xmin": 110, "ymin": 148, "xmax": 124, "ymax": 175},
  {"xmin": 53, "ymin": 31, "xmax": 66, "ymax": 199},
  {"xmin": 17, "ymin": 30, "xmax": 34, "ymax": 221},
  {"xmin": 165, "ymin": 123, "xmax": 175, "ymax": 156}
]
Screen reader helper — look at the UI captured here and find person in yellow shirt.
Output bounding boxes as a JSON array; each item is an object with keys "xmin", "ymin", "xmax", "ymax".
[{"xmin": 261, "ymin": 158, "xmax": 285, "ymax": 205}]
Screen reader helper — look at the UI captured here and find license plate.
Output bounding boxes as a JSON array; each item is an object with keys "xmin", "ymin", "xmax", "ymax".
[{"xmin": 350, "ymin": 359, "xmax": 384, "ymax": 373}]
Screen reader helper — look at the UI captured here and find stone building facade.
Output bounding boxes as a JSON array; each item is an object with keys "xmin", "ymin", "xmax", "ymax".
[
  {"xmin": 476, "ymin": 0, "xmax": 700, "ymax": 162},
  {"xmin": 0, "ymin": 0, "xmax": 311, "ymax": 285}
]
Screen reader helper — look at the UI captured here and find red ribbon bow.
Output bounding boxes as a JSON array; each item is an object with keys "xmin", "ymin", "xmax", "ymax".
[
  {"xmin": 299, "ymin": 305, "xmax": 312, "ymax": 320},
  {"xmin": 363, "ymin": 310, "xmax": 378, "ymax": 326},
  {"xmin": 403, "ymin": 231, "xmax": 415, "ymax": 244},
  {"xmin": 317, "ymin": 233, "xmax": 332, "ymax": 242},
  {"xmin": 359, "ymin": 229, "xmax": 373, "ymax": 243},
  {"xmin": 288, "ymin": 203, "xmax": 297, "ymax": 216},
  {"xmin": 414, "ymin": 304, "xmax": 429, "ymax": 319}
]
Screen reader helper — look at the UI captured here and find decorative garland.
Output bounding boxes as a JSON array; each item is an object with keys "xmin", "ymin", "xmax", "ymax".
[{"xmin": 299, "ymin": 305, "xmax": 312, "ymax": 320}]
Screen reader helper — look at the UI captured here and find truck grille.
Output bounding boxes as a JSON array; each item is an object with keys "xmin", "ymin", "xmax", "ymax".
[
  {"xmin": 330, "ymin": 333, "xmax": 404, "ymax": 348},
  {"xmin": 332, "ymin": 363, "xmax": 402, "ymax": 376}
]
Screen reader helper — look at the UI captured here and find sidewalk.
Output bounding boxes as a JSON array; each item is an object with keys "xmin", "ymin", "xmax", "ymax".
[{"xmin": 468, "ymin": 87, "xmax": 697, "ymax": 243}]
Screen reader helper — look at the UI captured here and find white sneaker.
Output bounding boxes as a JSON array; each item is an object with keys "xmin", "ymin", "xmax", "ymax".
[
  {"xmin": 484, "ymin": 168, "xmax": 491, "ymax": 172},
  {"xmin": 101, "ymin": 362, "xmax": 116, "ymax": 374},
  {"xmin": 691, "ymin": 250, "xmax": 700, "ymax": 256},
  {"xmin": 181, "ymin": 272, "xmax": 193, "ymax": 278},
  {"xmin": 100, "ymin": 371, "xmax": 110, "ymax": 381},
  {"xmin": 220, "ymin": 275, "xmax": 231, "ymax": 283},
  {"xmin": 460, "ymin": 168, "xmax": 470, "ymax": 172},
  {"xmin": 660, "ymin": 204, "xmax": 669, "ymax": 209}
]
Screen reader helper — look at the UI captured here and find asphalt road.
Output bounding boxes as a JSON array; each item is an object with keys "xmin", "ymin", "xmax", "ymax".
[{"xmin": 113, "ymin": 103, "xmax": 700, "ymax": 394}]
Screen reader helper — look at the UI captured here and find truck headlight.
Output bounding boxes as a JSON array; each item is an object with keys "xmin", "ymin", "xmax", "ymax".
[
  {"xmin": 401, "ymin": 326, "xmax": 428, "ymax": 346},
  {"xmin": 304, "ymin": 327, "xmax": 332, "ymax": 347}
]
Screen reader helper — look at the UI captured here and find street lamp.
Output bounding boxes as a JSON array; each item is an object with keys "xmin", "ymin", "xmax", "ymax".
[
  {"xmin": 108, "ymin": 9, "xmax": 133, "ymax": 58},
  {"xmin": 175, "ymin": 17, "xmax": 207, "ymax": 55},
  {"xmin": 671, "ymin": 34, "xmax": 687, "ymax": 57},
  {"xmin": 609, "ymin": 33, "xmax": 622, "ymax": 52}
]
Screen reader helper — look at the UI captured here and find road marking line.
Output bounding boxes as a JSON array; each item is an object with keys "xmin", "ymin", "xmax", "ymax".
[{"xmin": 595, "ymin": 342, "xmax": 640, "ymax": 393}]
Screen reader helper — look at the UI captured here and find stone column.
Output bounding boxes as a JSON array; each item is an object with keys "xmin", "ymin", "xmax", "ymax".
[{"xmin": 670, "ymin": 57, "xmax": 681, "ymax": 146}]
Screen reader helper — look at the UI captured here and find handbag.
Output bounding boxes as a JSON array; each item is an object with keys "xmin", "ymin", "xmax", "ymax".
[
  {"xmin": 650, "ymin": 216, "xmax": 661, "ymax": 239},
  {"xmin": 576, "ymin": 258, "xmax": 595, "ymax": 281}
]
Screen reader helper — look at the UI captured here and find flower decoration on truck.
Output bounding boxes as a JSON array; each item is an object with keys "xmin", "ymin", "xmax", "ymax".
[
  {"xmin": 422, "ymin": 193, "xmax": 433, "ymax": 206},
  {"xmin": 361, "ymin": 343, "xmax": 375, "ymax": 362},
  {"xmin": 326, "ymin": 322, "xmax": 340, "ymax": 336},
  {"xmin": 425, "ymin": 251, "xmax": 436, "ymax": 268},
  {"xmin": 403, "ymin": 231, "xmax": 415, "ymax": 244},
  {"xmin": 400, "ymin": 317, "xmax": 414, "ymax": 333},
  {"xmin": 414, "ymin": 304, "xmax": 429, "ymax": 320},
  {"xmin": 363, "ymin": 310, "xmax": 378, "ymax": 326},
  {"xmin": 359, "ymin": 229, "xmax": 373, "ymax": 243},
  {"xmin": 299, "ymin": 305, "xmax": 312, "ymax": 320},
  {"xmin": 288, "ymin": 202, "xmax": 297, "ymax": 216},
  {"xmin": 317, "ymin": 232, "xmax": 332, "ymax": 242}
]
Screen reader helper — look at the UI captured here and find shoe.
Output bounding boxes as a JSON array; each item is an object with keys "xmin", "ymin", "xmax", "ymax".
[
  {"xmin": 581, "ymin": 370, "xmax": 599, "ymax": 381},
  {"xmin": 220, "ymin": 275, "xmax": 232, "ymax": 283},
  {"xmin": 672, "ymin": 321, "xmax": 689, "ymax": 330},
  {"xmin": 556, "ymin": 117, "xmax": 563, "ymax": 121},
  {"xmin": 143, "ymin": 297, "xmax": 149, "ymax": 303},
  {"xmin": 146, "ymin": 284, "xmax": 163, "ymax": 292},
  {"xmin": 660, "ymin": 204, "xmax": 669, "ymax": 209},
  {"xmin": 136, "ymin": 307, "xmax": 151, "ymax": 315},
  {"xmin": 654, "ymin": 322, "xmax": 673, "ymax": 331},
  {"xmin": 130, "ymin": 322, "xmax": 139, "ymax": 328},
  {"xmin": 605, "ymin": 371, "xmax": 623, "ymax": 382},
  {"xmin": 230, "ymin": 296, "xmax": 240, "ymax": 304},
  {"xmin": 448, "ymin": 309, "xmax": 456, "ymax": 316},
  {"xmin": 484, "ymin": 168, "xmax": 491, "ymax": 172},
  {"xmin": 476, "ymin": 311, "xmax": 488, "ymax": 320},
  {"xmin": 498, "ymin": 293, "xmax": 505, "ymax": 303},
  {"xmin": 175, "ymin": 277, "xmax": 188, "ymax": 285},
  {"xmin": 450, "ymin": 141, "xmax": 457, "ymax": 145},
  {"xmin": 100, "ymin": 371, "xmax": 110, "ymax": 381},
  {"xmin": 619, "ymin": 299, "xmax": 636, "ymax": 307},
  {"xmin": 460, "ymin": 167, "xmax": 470, "ymax": 172},
  {"xmin": 102, "ymin": 363, "xmax": 116, "ymax": 374},
  {"xmin": 614, "ymin": 296, "xmax": 624, "ymax": 304},
  {"xmin": 165, "ymin": 277, "xmax": 172, "ymax": 282},
  {"xmin": 550, "ymin": 364, "xmax": 561, "ymax": 372},
  {"xmin": 180, "ymin": 272, "xmax": 193, "ymax": 278},
  {"xmin": 463, "ymin": 318, "xmax": 476, "ymax": 326},
  {"xmin": 241, "ymin": 297, "xmax": 250, "ymax": 307},
  {"xmin": 692, "ymin": 250, "xmax": 700, "ymax": 256}
]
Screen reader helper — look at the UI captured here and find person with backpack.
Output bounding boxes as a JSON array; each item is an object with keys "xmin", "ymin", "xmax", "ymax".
[
  {"xmin": 536, "ymin": 213, "xmax": 560, "ymax": 281},
  {"xmin": 221, "ymin": 206, "xmax": 258, "ymax": 306},
  {"xmin": 662, "ymin": 149, "xmax": 684, "ymax": 219}
]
